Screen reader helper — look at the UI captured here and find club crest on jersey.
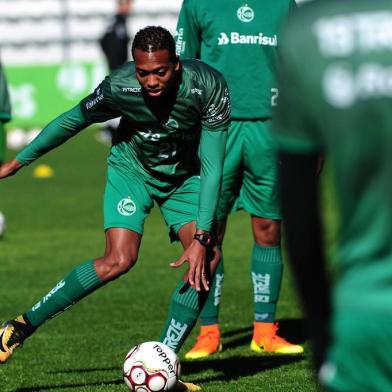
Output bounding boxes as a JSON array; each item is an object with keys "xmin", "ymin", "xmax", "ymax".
[
  {"xmin": 117, "ymin": 197, "xmax": 136, "ymax": 216},
  {"xmin": 237, "ymin": 5, "xmax": 254, "ymax": 23},
  {"xmin": 163, "ymin": 118, "xmax": 179, "ymax": 130}
]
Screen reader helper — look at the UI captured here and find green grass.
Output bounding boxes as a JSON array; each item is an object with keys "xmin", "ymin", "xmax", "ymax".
[{"xmin": 0, "ymin": 128, "xmax": 321, "ymax": 391}]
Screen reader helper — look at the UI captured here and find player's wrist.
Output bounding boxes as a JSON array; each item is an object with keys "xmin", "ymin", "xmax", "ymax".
[{"xmin": 193, "ymin": 229, "xmax": 213, "ymax": 247}]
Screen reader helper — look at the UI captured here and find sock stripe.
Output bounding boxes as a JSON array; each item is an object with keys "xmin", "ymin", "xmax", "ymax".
[
  {"xmin": 253, "ymin": 244, "xmax": 282, "ymax": 263},
  {"xmin": 76, "ymin": 260, "xmax": 102, "ymax": 290}
]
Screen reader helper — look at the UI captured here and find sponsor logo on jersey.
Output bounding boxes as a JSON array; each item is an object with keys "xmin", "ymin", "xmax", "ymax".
[
  {"xmin": 175, "ymin": 28, "xmax": 185, "ymax": 55},
  {"xmin": 314, "ymin": 11, "xmax": 392, "ymax": 58},
  {"xmin": 237, "ymin": 5, "xmax": 254, "ymax": 23},
  {"xmin": 117, "ymin": 197, "xmax": 136, "ymax": 216},
  {"xmin": 122, "ymin": 87, "xmax": 141, "ymax": 93},
  {"xmin": 218, "ymin": 32, "xmax": 277, "ymax": 46},
  {"xmin": 252, "ymin": 272, "xmax": 271, "ymax": 303},
  {"xmin": 86, "ymin": 88, "xmax": 104, "ymax": 110},
  {"xmin": 162, "ymin": 319, "xmax": 188, "ymax": 351}
]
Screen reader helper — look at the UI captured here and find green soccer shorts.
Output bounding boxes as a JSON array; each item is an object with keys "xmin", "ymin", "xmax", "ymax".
[
  {"xmin": 216, "ymin": 119, "xmax": 280, "ymax": 220},
  {"xmin": 319, "ymin": 311, "xmax": 392, "ymax": 392},
  {"xmin": 104, "ymin": 164, "xmax": 200, "ymax": 239}
]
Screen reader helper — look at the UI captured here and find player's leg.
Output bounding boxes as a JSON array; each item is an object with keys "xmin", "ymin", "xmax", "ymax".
[
  {"xmin": 243, "ymin": 120, "xmax": 303, "ymax": 354},
  {"xmin": 185, "ymin": 123, "xmax": 242, "ymax": 359},
  {"xmin": 158, "ymin": 175, "xmax": 220, "ymax": 355},
  {"xmin": 0, "ymin": 164, "xmax": 151, "ymax": 363},
  {"xmin": 0, "ymin": 228, "xmax": 141, "ymax": 363}
]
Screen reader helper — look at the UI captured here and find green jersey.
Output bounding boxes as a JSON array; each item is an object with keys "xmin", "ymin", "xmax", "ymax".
[
  {"xmin": 275, "ymin": 0, "xmax": 392, "ymax": 313},
  {"xmin": 16, "ymin": 59, "xmax": 231, "ymax": 231},
  {"xmin": 175, "ymin": 0, "xmax": 296, "ymax": 119}
]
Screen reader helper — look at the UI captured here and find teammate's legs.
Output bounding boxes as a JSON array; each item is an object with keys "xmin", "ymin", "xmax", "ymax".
[{"xmin": 241, "ymin": 120, "xmax": 303, "ymax": 354}]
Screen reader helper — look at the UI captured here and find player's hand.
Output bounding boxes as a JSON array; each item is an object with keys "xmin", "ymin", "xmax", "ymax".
[
  {"xmin": 170, "ymin": 240, "xmax": 209, "ymax": 292},
  {"xmin": 0, "ymin": 159, "xmax": 23, "ymax": 179}
]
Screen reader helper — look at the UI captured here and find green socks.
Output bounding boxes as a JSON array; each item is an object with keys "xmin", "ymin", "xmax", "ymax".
[
  {"xmin": 25, "ymin": 260, "xmax": 104, "ymax": 327},
  {"xmin": 160, "ymin": 280, "xmax": 208, "ymax": 353},
  {"xmin": 252, "ymin": 243, "xmax": 283, "ymax": 323},
  {"xmin": 199, "ymin": 254, "xmax": 224, "ymax": 325}
]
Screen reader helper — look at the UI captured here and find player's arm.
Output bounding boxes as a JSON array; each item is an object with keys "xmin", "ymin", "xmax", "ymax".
[
  {"xmin": 172, "ymin": 72, "xmax": 230, "ymax": 292},
  {"xmin": 0, "ymin": 78, "xmax": 120, "ymax": 179},
  {"xmin": 175, "ymin": 0, "xmax": 201, "ymax": 58}
]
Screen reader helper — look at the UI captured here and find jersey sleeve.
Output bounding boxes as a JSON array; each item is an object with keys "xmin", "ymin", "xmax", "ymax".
[
  {"xmin": 175, "ymin": 0, "xmax": 201, "ymax": 59},
  {"xmin": 16, "ymin": 104, "xmax": 90, "ymax": 165},
  {"xmin": 0, "ymin": 63, "xmax": 11, "ymax": 123},
  {"xmin": 274, "ymin": 19, "xmax": 322, "ymax": 154},
  {"xmin": 80, "ymin": 76, "xmax": 122, "ymax": 123},
  {"xmin": 196, "ymin": 129, "xmax": 227, "ymax": 232}
]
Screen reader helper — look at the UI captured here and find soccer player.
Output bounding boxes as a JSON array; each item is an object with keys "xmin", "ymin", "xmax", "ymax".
[
  {"xmin": 0, "ymin": 60, "xmax": 12, "ymax": 238},
  {"xmin": 0, "ymin": 26, "xmax": 230, "ymax": 390},
  {"xmin": 275, "ymin": 0, "xmax": 392, "ymax": 390},
  {"xmin": 175, "ymin": 0, "xmax": 303, "ymax": 358}
]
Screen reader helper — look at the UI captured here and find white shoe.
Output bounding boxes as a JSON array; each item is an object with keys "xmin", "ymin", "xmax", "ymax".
[{"xmin": 0, "ymin": 211, "xmax": 5, "ymax": 238}]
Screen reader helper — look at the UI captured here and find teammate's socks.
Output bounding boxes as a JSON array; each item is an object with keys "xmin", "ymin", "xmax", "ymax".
[
  {"xmin": 251, "ymin": 243, "xmax": 283, "ymax": 322},
  {"xmin": 24, "ymin": 259, "xmax": 104, "ymax": 327},
  {"xmin": 160, "ymin": 280, "xmax": 208, "ymax": 353},
  {"xmin": 199, "ymin": 253, "xmax": 224, "ymax": 326}
]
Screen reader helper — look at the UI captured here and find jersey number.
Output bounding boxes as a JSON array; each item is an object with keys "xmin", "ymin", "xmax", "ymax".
[{"xmin": 271, "ymin": 88, "xmax": 279, "ymax": 107}]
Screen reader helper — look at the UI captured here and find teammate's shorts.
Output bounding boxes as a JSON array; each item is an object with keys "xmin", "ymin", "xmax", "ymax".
[
  {"xmin": 216, "ymin": 119, "xmax": 280, "ymax": 220},
  {"xmin": 103, "ymin": 163, "xmax": 199, "ymax": 239},
  {"xmin": 319, "ymin": 311, "xmax": 392, "ymax": 392}
]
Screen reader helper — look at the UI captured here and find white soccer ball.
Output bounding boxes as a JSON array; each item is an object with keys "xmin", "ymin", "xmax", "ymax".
[{"xmin": 123, "ymin": 341, "xmax": 181, "ymax": 392}]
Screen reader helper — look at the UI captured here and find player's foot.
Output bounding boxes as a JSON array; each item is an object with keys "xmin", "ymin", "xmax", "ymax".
[
  {"xmin": 0, "ymin": 211, "xmax": 6, "ymax": 238},
  {"xmin": 250, "ymin": 322, "xmax": 304, "ymax": 354},
  {"xmin": 174, "ymin": 379, "xmax": 202, "ymax": 391},
  {"xmin": 185, "ymin": 324, "xmax": 222, "ymax": 359},
  {"xmin": 0, "ymin": 316, "xmax": 32, "ymax": 363}
]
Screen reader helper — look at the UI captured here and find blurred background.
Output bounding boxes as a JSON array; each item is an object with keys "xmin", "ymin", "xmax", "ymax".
[
  {"xmin": 0, "ymin": 0, "xmax": 310, "ymax": 137},
  {"xmin": 0, "ymin": 0, "xmax": 183, "ymax": 145}
]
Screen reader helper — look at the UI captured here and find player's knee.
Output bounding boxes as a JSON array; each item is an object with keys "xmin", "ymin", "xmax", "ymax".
[
  {"xmin": 99, "ymin": 251, "xmax": 138, "ymax": 281},
  {"xmin": 253, "ymin": 219, "xmax": 280, "ymax": 246}
]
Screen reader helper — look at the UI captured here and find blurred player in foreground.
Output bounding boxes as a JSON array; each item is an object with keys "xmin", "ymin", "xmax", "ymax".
[
  {"xmin": 0, "ymin": 60, "xmax": 12, "ymax": 238},
  {"xmin": 0, "ymin": 26, "xmax": 230, "ymax": 391},
  {"xmin": 275, "ymin": 0, "xmax": 392, "ymax": 390},
  {"xmin": 175, "ymin": 0, "xmax": 303, "ymax": 358}
]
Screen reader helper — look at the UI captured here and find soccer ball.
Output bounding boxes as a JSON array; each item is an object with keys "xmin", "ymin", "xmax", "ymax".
[{"xmin": 123, "ymin": 341, "xmax": 181, "ymax": 391}]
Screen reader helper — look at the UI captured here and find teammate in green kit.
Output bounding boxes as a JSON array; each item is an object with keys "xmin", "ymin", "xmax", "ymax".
[
  {"xmin": 0, "ymin": 60, "xmax": 12, "ymax": 238},
  {"xmin": 275, "ymin": 1, "xmax": 392, "ymax": 390},
  {"xmin": 175, "ymin": 0, "xmax": 303, "ymax": 358},
  {"xmin": 0, "ymin": 27, "xmax": 229, "ymax": 389}
]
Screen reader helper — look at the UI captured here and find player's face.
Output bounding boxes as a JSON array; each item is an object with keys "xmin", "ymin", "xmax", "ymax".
[{"xmin": 134, "ymin": 48, "xmax": 180, "ymax": 98}]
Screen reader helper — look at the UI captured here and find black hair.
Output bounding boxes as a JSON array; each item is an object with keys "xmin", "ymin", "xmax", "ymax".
[{"xmin": 132, "ymin": 26, "xmax": 177, "ymax": 63}]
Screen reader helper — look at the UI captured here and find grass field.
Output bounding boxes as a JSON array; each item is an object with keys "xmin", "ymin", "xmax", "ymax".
[{"xmin": 0, "ymin": 128, "xmax": 323, "ymax": 391}]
